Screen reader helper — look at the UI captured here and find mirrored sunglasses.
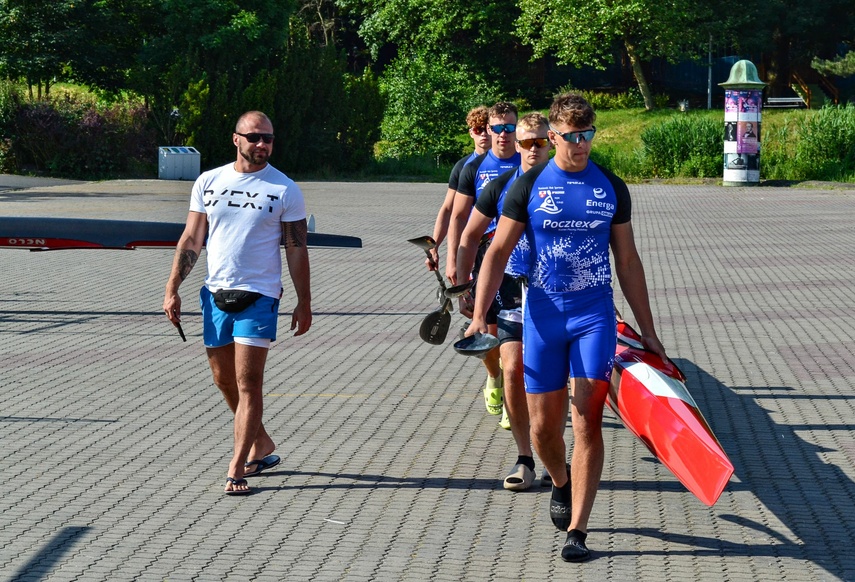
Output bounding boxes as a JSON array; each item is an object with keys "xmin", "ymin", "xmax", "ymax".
[
  {"xmin": 471, "ymin": 126, "xmax": 488, "ymax": 135},
  {"xmin": 489, "ymin": 123, "xmax": 517, "ymax": 134},
  {"xmin": 516, "ymin": 138, "xmax": 550, "ymax": 149},
  {"xmin": 552, "ymin": 126, "xmax": 596, "ymax": 144},
  {"xmin": 236, "ymin": 132, "xmax": 275, "ymax": 144}
]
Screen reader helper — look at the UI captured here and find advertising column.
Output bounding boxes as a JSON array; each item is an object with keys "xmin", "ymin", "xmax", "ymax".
[{"xmin": 719, "ymin": 60, "xmax": 766, "ymax": 186}]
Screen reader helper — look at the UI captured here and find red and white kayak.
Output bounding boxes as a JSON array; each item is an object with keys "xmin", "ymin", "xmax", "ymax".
[{"xmin": 607, "ymin": 321, "xmax": 734, "ymax": 506}]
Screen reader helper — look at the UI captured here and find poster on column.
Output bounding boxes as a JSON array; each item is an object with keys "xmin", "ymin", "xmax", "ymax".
[
  {"xmin": 724, "ymin": 122, "xmax": 737, "ymax": 153},
  {"xmin": 737, "ymin": 121, "xmax": 759, "ymax": 154},
  {"xmin": 738, "ymin": 91, "xmax": 760, "ymax": 114},
  {"xmin": 724, "ymin": 89, "xmax": 762, "ymax": 183},
  {"xmin": 725, "ymin": 91, "xmax": 739, "ymax": 122}
]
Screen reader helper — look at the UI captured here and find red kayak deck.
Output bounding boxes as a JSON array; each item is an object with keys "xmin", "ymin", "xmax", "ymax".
[{"xmin": 608, "ymin": 322, "xmax": 734, "ymax": 506}]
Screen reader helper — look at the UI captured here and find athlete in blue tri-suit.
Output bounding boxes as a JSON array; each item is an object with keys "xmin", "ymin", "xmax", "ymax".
[
  {"xmin": 456, "ymin": 112, "xmax": 551, "ymax": 492},
  {"xmin": 447, "ymin": 101, "xmax": 521, "ymax": 417},
  {"xmin": 467, "ymin": 94, "xmax": 667, "ymax": 563},
  {"xmin": 424, "ymin": 106, "xmax": 491, "ymax": 271}
]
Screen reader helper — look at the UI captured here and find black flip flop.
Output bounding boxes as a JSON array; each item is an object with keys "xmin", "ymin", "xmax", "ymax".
[
  {"xmin": 244, "ymin": 454, "xmax": 281, "ymax": 477},
  {"xmin": 225, "ymin": 477, "xmax": 252, "ymax": 496}
]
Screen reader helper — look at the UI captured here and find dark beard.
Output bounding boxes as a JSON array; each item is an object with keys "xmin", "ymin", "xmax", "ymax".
[{"xmin": 239, "ymin": 147, "xmax": 268, "ymax": 166}]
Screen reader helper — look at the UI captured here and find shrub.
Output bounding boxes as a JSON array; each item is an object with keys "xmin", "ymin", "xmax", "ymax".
[
  {"xmin": 338, "ymin": 69, "xmax": 386, "ymax": 172},
  {"xmin": 379, "ymin": 51, "xmax": 500, "ymax": 163},
  {"xmin": 793, "ymin": 104, "xmax": 855, "ymax": 181},
  {"xmin": 9, "ymin": 97, "xmax": 157, "ymax": 179},
  {"xmin": 760, "ymin": 105, "xmax": 855, "ymax": 182},
  {"xmin": 0, "ymin": 81, "xmax": 22, "ymax": 172},
  {"xmin": 640, "ymin": 114, "xmax": 722, "ymax": 177},
  {"xmin": 555, "ymin": 86, "xmax": 669, "ymax": 111}
]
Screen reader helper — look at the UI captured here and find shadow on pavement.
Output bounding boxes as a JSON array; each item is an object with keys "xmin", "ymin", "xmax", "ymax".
[{"xmin": 8, "ymin": 526, "xmax": 92, "ymax": 582}]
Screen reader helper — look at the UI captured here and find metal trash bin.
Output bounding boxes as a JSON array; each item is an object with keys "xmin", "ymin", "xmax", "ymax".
[{"xmin": 158, "ymin": 146, "xmax": 200, "ymax": 180}]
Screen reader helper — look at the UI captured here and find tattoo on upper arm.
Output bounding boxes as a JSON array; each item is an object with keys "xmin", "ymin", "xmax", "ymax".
[
  {"xmin": 178, "ymin": 250, "xmax": 198, "ymax": 281},
  {"xmin": 283, "ymin": 220, "xmax": 307, "ymax": 248}
]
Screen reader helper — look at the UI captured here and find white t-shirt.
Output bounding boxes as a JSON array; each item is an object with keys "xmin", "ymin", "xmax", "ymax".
[{"xmin": 189, "ymin": 162, "xmax": 306, "ymax": 299}]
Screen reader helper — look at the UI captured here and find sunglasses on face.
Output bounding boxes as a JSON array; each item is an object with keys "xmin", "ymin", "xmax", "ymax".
[
  {"xmin": 551, "ymin": 126, "xmax": 596, "ymax": 144},
  {"xmin": 516, "ymin": 137, "xmax": 550, "ymax": 149},
  {"xmin": 489, "ymin": 123, "xmax": 517, "ymax": 134},
  {"xmin": 236, "ymin": 132, "xmax": 275, "ymax": 144},
  {"xmin": 470, "ymin": 126, "xmax": 488, "ymax": 135}
]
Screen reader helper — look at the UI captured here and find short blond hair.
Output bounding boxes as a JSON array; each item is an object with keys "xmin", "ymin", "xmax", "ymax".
[
  {"xmin": 517, "ymin": 112, "xmax": 549, "ymax": 133},
  {"xmin": 548, "ymin": 93, "xmax": 595, "ymax": 128}
]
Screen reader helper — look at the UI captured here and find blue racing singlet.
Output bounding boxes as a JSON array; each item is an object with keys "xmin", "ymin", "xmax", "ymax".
[
  {"xmin": 502, "ymin": 159, "xmax": 631, "ymax": 296},
  {"xmin": 458, "ymin": 150, "xmax": 521, "ymax": 234},
  {"xmin": 475, "ymin": 167, "xmax": 531, "ymax": 278}
]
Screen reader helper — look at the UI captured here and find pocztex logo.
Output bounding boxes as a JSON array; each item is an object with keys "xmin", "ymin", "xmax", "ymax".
[
  {"xmin": 541, "ymin": 219, "xmax": 606, "ymax": 230},
  {"xmin": 534, "ymin": 189, "xmax": 562, "ymax": 215}
]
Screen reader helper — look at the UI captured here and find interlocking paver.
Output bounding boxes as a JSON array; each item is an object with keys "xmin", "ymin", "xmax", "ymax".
[{"xmin": 1, "ymin": 178, "xmax": 854, "ymax": 581}]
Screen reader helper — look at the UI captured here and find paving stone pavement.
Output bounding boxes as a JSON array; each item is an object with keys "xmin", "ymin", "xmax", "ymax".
[{"xmin": 1, "ymin": 177, "xmax": 854, "ymax": 582}]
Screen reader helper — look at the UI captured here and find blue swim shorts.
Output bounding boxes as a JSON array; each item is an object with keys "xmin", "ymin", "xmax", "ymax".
[
  {"xmin": 199, "ymin": 287, "xmax": 279, "ymax": 348},
  {"xmin": 522, "ymin": 288, "xmax": 616, "ymax": 394}
]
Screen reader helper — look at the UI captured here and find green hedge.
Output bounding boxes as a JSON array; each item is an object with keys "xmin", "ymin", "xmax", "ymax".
[
  {"xmin": 639, "ymin": 115, "xmax": 722, "ymax": 178},
  {"xmin": 762, "ymin": 104, "xmax": 855, "ymax": 182}
]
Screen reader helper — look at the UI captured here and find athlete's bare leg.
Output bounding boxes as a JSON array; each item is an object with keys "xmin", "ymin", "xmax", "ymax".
[
  {"xmin": 207, "ymin": 343, "xmax": 274, "ymax": 490},
  {"xmin": 500, "ymin": 340, "xmax": 531, "ymax": 456},
  {"xmin": 566, "ymin": 377, "xmax": 609, "ymax": 533}
]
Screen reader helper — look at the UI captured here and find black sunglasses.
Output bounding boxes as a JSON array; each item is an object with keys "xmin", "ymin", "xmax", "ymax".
[
  {"xmin": 516, "ymin": 138, "xmax": 550, "ymax": 149},
  {"xmin": 551, "ymin": 126, "xmax": 596, "ymax": 144},
  {"xmin": 236, "ymin": 132, "xmax": 275, "ymax": 144},
  {"xmin": 489, "ymin": 123, "xmax": 517, "ymax": 134}
]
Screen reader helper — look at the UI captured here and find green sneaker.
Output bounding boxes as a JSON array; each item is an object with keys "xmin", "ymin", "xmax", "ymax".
[
  {"xmin": 499, "ymin": 405, "xmax": 511, "ymax": 430},
  {"xmin": 483, "ymin": 373, "xmax": 503, "ymax": 415}
]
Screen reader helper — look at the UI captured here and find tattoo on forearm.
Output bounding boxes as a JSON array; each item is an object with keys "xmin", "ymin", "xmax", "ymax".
[
  {"xmin": 178, "ymin": 250, "xmax": 198, "ymax": 281},
  {"xmin": 283, "ymin": 220, "xmax": 307, "ymax": 248}
]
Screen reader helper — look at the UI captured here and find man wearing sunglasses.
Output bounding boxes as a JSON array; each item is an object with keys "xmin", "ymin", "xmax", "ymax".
[
  {"xmin": 447, "ymin": 101, "xmax": 521, "ymax": 417},
  {"xmin": 163, "ymin": 110, "xmax": 312, "ymax": 496},
  {"xmin": 466, "ymin": 94, "xmax": 666, "ymax": 561},
  {"xmin": 425, "ymin": 106, "xmax": 492, "ymax": 271},
  {"xmin": 456, "ymin": 112, "xmax": 551, "ymax": 491}
]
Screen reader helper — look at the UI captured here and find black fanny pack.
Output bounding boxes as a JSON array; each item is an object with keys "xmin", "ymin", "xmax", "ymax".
[{"xmin": 213, "ymin": 289, "xmax": 263, "ymax": 313}]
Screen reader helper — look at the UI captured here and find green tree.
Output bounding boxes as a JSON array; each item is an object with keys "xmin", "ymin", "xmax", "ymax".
[
  {"xmin": 812, "ymin": 52, "xmax": 855, "ymax": 79},
  {"xmin": 337, "ymin": 0, "xmax": 530, "ymax": 97},
  {"xmin": 66, "ymin": 0, "xmax": 162, "ymax": 95},
  {"xmin": 0, "ymin": 0, "xmax": 76, "ymax": 98},
  {"xmin": 132, "ymin": 0, "xmax": 297, "ymax": 157},
  {"xmin": 518, "ymin": 0, "xmax": 716, "ymax": 110},
  {"xmin": 0, "ymin": 0, "xmax": 157, "ymax": 98},
  {"xmin": 378, "ymin": 50, "xmax": 498, "ymax": 161},
  {"xmin": 732, "ymin": 0, "xmax": 855, "ymax": 95}
]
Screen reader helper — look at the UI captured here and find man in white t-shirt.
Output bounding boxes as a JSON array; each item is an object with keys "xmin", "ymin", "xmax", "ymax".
[{"xmin": 163, "ymin": 111, "xmax": 312, "ymax": 495}]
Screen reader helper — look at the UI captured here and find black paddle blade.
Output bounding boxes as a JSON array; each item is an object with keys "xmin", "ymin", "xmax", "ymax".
[
  {"xmin": 453, "ymin": 332, "xmax": 499, "ymax": 359},
  {"xmin": 419, "ymin": 308, "xmax": 451, "ymax": 345},
  {"xmin": 445, "ymin": 280, "xmax": 474, "ymax": 298},
  {"xmin": 407, "ymin": 236, "xmax": 437, "ymax": 251}
]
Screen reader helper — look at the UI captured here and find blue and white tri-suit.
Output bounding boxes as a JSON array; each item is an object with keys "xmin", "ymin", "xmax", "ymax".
[{"xmin": 501, "ymin": 159, "xmax": 631, "ymax": 392}]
